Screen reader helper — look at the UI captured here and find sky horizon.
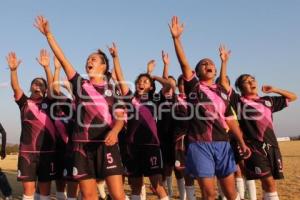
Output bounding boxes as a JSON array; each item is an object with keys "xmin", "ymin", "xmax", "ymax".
[{"xmin": 0, "ymin": 1, "xmax": 299, "ymax": 143}]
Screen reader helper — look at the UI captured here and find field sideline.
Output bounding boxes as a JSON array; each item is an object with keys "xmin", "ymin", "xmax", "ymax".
[{"xmin": 0, "ymin": 141, "xmax": 299, "ymax": 199}]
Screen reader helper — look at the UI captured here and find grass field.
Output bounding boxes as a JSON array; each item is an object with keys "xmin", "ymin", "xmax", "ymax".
[{"xmin": 0, "ymin": 141, "xmax": 299, "ymax": 199}]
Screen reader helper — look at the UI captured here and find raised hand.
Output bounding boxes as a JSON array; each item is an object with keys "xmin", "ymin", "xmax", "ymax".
[
  {"xmin": 147, "ymin": 59, "xmax": 156, "ymax": 75},
  {"xmin": 36, "ymin": 49, "xmax": 50, "ymax": 68},
  {"xmin": 168, "ymin": 16, "xmax": 184, "ymax": 39},
  {"xmin": 34, "ymin": 15, "xmax": 51, "ymax": 36},
  {"xmin": 54, "ymin": 56, "xmax": 61, "ymax": 69},
  {"xmin": 219, "ymin": 44, "xmax": 231, "ymax": 63},
  {"xmin": 6, "ymin": 52, "xmax": 22, "ymax": 71},
  {"xmin": 108, "ymin": 42, "xmax": 118, "ymax": 58},
  {"xmin": 262, "ymin": 85, "xmax": 275, "ymax": 94},
  {"xmin": 162, "ymin": 50, "xmax": 170, "ymax": 66}
]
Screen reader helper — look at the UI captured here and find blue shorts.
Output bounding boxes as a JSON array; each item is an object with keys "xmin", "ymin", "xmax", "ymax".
[{"xmin": 185, "ymin": 141, "xmax": 236, "ymax": 178}]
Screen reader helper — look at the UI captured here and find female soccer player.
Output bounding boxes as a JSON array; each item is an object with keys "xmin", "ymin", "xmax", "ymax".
[
  {"xmin": 219, "ymin": 45, "xmax": 297, "ymax": 200},
  {"xmin": 35, "ymin": 16, "xmax": 126, "ymax": 200},
  {"xmin": 8, "ymin": 50, "xmax": 56, "ymax": 200},
  {"xmin": 169, "ymin": 16, "xmax": 251, "ymax": 200}
]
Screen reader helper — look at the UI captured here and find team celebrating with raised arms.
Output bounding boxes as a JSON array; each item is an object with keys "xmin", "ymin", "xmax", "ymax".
[{"xmin": 5, "ymin": 15, "xmax": 297, "ymax": 200}]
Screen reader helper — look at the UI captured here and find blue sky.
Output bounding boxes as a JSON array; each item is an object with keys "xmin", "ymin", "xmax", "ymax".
[{"xmin": 0, "ymin": 1, "xmax": 299, "ymax": 143}]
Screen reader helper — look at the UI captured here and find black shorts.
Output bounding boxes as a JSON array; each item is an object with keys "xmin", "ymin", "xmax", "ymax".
[
  {"xmin": 244, "ymin": 142, "xmax": 284, "ymax": 180},
  {"xmin": 126, "ymin": 145, "xmax": 163, "ymax": 177},
  {"xmin": 17, "ymin": 152, "xmax": 56, "ymax": 182},
  {"xmin": 161, "ymin": 142, "xmax": 175, "ymax": 167},
  {"xmin": 55, "ymin": 141, "xmax": 67, "ymax": 180},
  {"xmin": 62, "ymin": 142, "xmax": 76, "ymax": 181},
  {"xmin": 72, "ymin": 142, "xmax": 124, "ymax": 180}
]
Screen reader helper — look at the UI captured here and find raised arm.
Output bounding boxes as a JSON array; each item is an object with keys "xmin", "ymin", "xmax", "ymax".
[
  {"xmin": 147, "ymin": 59, "xmax": 156, "ymax": 75},
  {"xmin": 7, "ymin": 52, "xmax": 23, "ymax": 100},
  {"xmin": 0, "ymin": 123, "xmax": 7, "ymax": 160},
  {"xmin": 219, "ymin": 45, "xmax": 231, "ymax": 92},
  {"xmin": 162, "ymin": 50, "xmax": 170, "ymax": 79},
  {"xmin": 169, "ymin": 16, "xmax": 193, "ymax": 79},
  {"xmin": 108, "ymin": 43, "xmax": 129, "ymax": 95},
  {"xmin": 262, "ymin": 86, "xmax": 297, "ymax": 102},
  {"xmin": 52, "ymin": 56, "xmax": 62, "ymax": 95},
  {"xmin": 34, "ymin": 16, "xmax": 76, "ymax": 79},
  {"xmin": 36, "ymin": 49, "xmax": 53, "ymax": 97}
]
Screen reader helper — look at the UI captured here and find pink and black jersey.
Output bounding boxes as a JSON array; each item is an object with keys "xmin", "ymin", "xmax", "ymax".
[
  {"xmin": 229, "ymin": 89, "xmax": 288, "ymax": 147},
  {"xmin": 157, "ymin": 91, "xmax": 188, "ymax": 145},
  {"xmin": 123, "ymin": 90, "xmax": 160, "ymax": 146},
  {"xmin": 69, "ymin": 73, "xmax": 124, "ymax": 142},
  {"xmin": 52, "ymin": 97, "xmax": 74, "ymax": 146},
  {"xmin": 16, "ymin": 93, "xmax": 56, "ymax": 153},
  {"xmin": 184, "ymin": 74, "xmax": 233, "ymax": 142}
]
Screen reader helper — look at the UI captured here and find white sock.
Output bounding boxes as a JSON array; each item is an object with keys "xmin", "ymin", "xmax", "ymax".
[
  {"xmin": 97, "ymin": 181, "xmax": 106, "ymax": 199},
  {"xmin": 39, "ymin": 195, "xmax": 50, "ymax": 200},
  {"xmin": 125, "ymin": 195, "xmax": 130, "ymax": 200},
  {"xmin": 34, "ymin": 193, "xmax": 40, "ymax": 200},
  {"xmin": 131, "ymin": 195, "xmax": 141, "ymax": 200},
  {"xmin": 185, "ymin": 186, "xmax": 196, "ymax": 200},
  {"xmin": 160, "ymin": 196, "xmax": 169, "ymax": 200},
  {"xmin": 22, "ymin": 195, "xmax": 34, "ymax": 200},
  {"xmin": 176, "ymin": 178, "xmax": 186, "ymax": 200},
  {"xmin": 246, "ymin": 180, "xmax": 257, "ymax": 200},
  {"xmin": 56, "ymin": 192, "xmax": 67, "ymax": 200},
  {"xmin": 67, "ymin": 198, "xmax": 76, "ymax": 200},
  {"xmin": 166, "ymin": 176, "xmax": 173, "ymax": 197},
  {"xmin": 141, "ymin": 184, "xmax": 146, "ymax": 200},
  {"xmin": 236, "ymin": 178, "xmax": 245, "ymax": 199},
  {"xmin": 264, "ymin": 192, "xmax": 279, "ymax": 200}
]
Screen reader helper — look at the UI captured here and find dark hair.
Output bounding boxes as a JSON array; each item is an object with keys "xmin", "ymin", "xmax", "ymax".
[
  {"xmin": 235, "ymin": 74, "xmax": 253, "ymax": 93},
  {"xmin": 168, "ymin": 75, "xmax": 176, "ymax": 83},
  {"xmin": 134, "ymin": 73, "xmax": 156, "ymax": 97},
  {"xmin": 96, "ymin": 49, "xmax": 110, "ymax": 75},
  {"xmin": 31, "ymin": 77, "xmax": 47, "ymax": 89}
]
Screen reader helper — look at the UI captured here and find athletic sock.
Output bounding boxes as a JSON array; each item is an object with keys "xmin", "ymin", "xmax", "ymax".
[
  {"xmin": 185, "ymin": 186, "xmax": 196, "ymax": 200},
  {"xmin": 264, "ymin": 192, "xmax": 279, "ymax": 200},
  {"xmin": 131, "ymin": 195, "xmax": 141, "ymax": 200},
  {"xmin": 39, "ymin": 195, "xmax": 50, "ymax": 200},
  {"xmin": 236, "ymin": 178, "xmax": 245, "ymax": 199},
  {"xmin": 56, "ymin": 192, "xmax": 67, "ymax": 200},
  {"xmin": 160, "ymin": 196, "xmax": 170, "ymax": 200},
  {"xmin": 67, "ymin": 198, "xmax": 77, "ymax": 200},
  {"xmin": 34, "ymin": 193, "xmax": 40, "ymax": 200},
  {"xmin": 22, "ymin": 195, "xmax": 34, "ymax": 200},
  {"xmin": 166, "ymin": 176, "xmax": 173, "ymax": 197},
  {"xmin": 141, "ymin": 184, "xmax": 146, "ymax": 200},
  {"xmin": 176, "ymin": 178, "xmax": 186, "ymax": 200},
  {"xmin": 97, "ymin": 181, "xmax": 107, "ymax": 199},
  {"xmin": 246, "ymin": 180, "xmax": 257, "ymax": 200}
]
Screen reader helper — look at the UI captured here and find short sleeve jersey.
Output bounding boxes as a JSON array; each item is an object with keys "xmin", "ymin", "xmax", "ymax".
[
  {"xmin": 157, "ymin": 91, "xmax": 189, "ymax": 144},
  {"xmin": 123, "ymin": 90, "xmax": 160, "ymax": 146},
  {"xmin": 184, "ymin": 73, "xmax": 233, "ymax": 142},
  {"xmin": 69, "ymin": 73, "xmax": 124, "ymax": 142},
  {"xmin": 16, "ymin": 93, "xmax": 56, "ymax": 153},
  {"xmin": 229, "ymin": 89, "xmax": 288, "ymax": 147}
]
